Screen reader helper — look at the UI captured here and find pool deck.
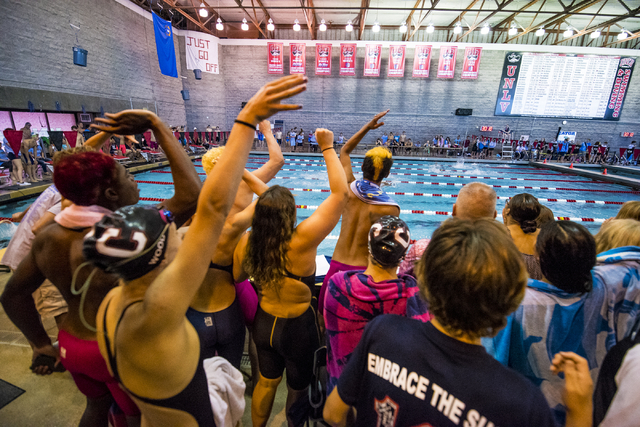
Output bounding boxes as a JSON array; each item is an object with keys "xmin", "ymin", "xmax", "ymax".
[
  {"xmin": 597, "ymin": 164, "xmax": 640, "ymax": 176},
  {"xmin": 0, "ymin": 155, "xmax": 202, "ymax": 207},
  {"xmin": 530, "ymin": 161, "xmax": 640, "ymax": 189}
]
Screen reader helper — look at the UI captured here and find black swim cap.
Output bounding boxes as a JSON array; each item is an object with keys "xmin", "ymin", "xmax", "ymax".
[
  {"xmin": 83, "ymin": 205, "xmax": 174, "ymax": 281},
  {"xmin": 368, "ymin": 216, "xmax": 411, "ymax": 267}
]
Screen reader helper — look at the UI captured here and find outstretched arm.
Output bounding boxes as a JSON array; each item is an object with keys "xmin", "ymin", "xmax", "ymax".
[
  {"xmin": 84, "ymin": 131, "xmax": 113, "ymax": 151},
  {"xmin": 141, "ymin": 75, "xmax": 307, "ymax": 331},
  {"xmin": 340, "ymin": 110, "xmax": 389, "ymax": 183},
  {"xmin": 295, "ymin": 129, "xmax": 348, "ymax": 248},
  {"xmin": 231, "ymin": 120, "xmax": 284, "ymax": 214},
  {"xmin": 92, "ymin": 111, "xmax": 202, "ymax": 227}
]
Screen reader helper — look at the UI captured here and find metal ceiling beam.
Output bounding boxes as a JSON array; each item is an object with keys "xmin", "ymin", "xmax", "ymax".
[
  {"xmin": 504, "ymin": 0, "xmax": 602, "ymax": 43},
  {"xmin": 299, "ymin": 0, "xmax": 318, "ymax": 40},
  {"xmin": 254, "ymin": 0, "xmax": 272, "ymax": 22},
  {"xmin": 447, "ymin": 0, "xmax": 481, "ymax": 27},
  {"xmin": 456, "ymin": 0, "xmax": 517, "ymax": 41},
  {"xmin": 233, "ymin": 0, "xmax": 268, "ymax": 38},
  {"xmin": 402, "ymin": 0, "xmax": 424, "ymax": 41},
  {"xmin": 163, "ymin": 0, "xmax": 217, "ymax": 36},
  {"xmin": 407, "ymin": 0, "xmax": 441, "ymax": 40},
  {"xmin": 552, "ymin": 4, "xmax": 640, "ymax": 44},
  {"xmin": 490, "ymin": 0, "xmax": 542, "ymax": 30},
  {"xmin": 603, "ymin": 27, "xmax": 640, "ymax": 46},
  {"xmin": 355, "ymin": 0, "xmax": 371, "ymax": 40}
]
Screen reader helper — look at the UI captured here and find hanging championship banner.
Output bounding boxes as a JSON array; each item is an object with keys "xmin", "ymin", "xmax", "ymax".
[
  {"xmin": 184, "ymin": 30, "xmax": 219, "ymax": 74},
  {"xmin": 340, "ymin": 44, "xmax": 356, "ymax": 76},
  {"xmin": 315, "ymin": 43, "xmax": 332, "ymax": 75},
  {"xmin": 437, "ymin": 46, "xmax": 457, "ymax": 79},
  {"xmin": 388, "ymin": 45, "xmax": 406, "ymax": 77},
  {"xmin": 267, "ymin": 42, "xmax": 284, "ymax": 74},
  {"xmin": 461, "ymin": 47, "xmax": 482, "ymax": 79},
  {"xmin": 412, "ymin": 45, "xmax": 432, "ymax": 78},
  {"xmin": 290, "ymin": 43, "xmax": 306, "ymax": 74},
  {"xmin": 364, "ymin": 44, "xmax": 382, "ymax": 77}
]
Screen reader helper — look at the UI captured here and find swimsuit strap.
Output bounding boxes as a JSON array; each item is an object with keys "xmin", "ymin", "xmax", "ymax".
[
  {"xmin": 102, "ymin": 297, "xmax": 144, "ymax": 383},
  {"xmin": 284, "ymin": 267, "xmax": 316, "ymax": 292},
  {"xmin": 209, "ymin": 261, "xmax": 233, "ymax": 276}
]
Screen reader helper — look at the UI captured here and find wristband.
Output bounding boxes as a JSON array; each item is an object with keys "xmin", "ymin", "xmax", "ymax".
[
  {"xmin": 322, "ymin": 147, "xmax": 335, "ymax": 153},
  {"xmin": 234, "ymin": 119, "xmax": 256, "ymax": 130}
]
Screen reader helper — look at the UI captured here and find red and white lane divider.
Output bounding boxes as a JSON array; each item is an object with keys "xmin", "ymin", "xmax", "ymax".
[
  {"xmin": 284, "ymin": 188, "xmax": 623, "ymax": 205},
  {"xmin": 140, "ymin": 176, "xmax": 640, "ymax": 194}
]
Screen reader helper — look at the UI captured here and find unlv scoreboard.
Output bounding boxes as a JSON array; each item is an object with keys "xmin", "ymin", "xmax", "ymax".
[{"xmin": 495, "ymin": 52, "xmax": 635, "ymax": 121}]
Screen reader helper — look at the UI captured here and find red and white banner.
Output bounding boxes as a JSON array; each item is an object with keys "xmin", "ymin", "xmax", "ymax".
[
  {"xmin": 184, "ymin": 30, "xmax": 219, "ymax": 74},
  {"xmin": 290, "ymin": 43, "xmax": 306, "ymax": 74},
  {"xmin": 363, "ymin": 44, "xmax": 382, "ymax": 77},
  {"xmin": 437, "ymin": 46, "xmax": 457, "ymax": 79},
  {"xmin": 267, "ymin": 42, "xmax": 284, "ymax": 74},
  {"xmin": 412, "ymin": 45, "xmax": 432, "ymax": 78},
  {"xmin": 340, "ymin": 44, "xmax": 356, "ymax": 76},
  {"xmin": 315, "ymin": 43, "xmax": 332, "ymax": 75},
  {"xmin": 387, "ymin": 45, "xmax": 406, "ymax": 77},
  {"xmin": 461, "ymin": 47, "xmax": 482, "ymax": 79}
]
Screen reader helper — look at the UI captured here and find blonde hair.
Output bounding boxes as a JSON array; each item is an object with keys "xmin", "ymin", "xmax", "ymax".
[
  {"xmin": 201, "ymin": 147, "xmax": 226, "ymax": 174},
  {"xmin": 363, "ymin": 147, "xmax": 393, "ymax": 181},
  {"xmin": 616, "ymin": 201, "xmax": 640, "ymax": 221},
  {"xmin": 596, "ymin": 219, "xmax": 640, "ymax": 253}
]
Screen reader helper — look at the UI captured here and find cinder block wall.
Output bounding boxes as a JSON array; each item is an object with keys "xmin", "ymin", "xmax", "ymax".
[{"xmin": 1, "ymin": 0, "xmax": 638, "ymax": 147}]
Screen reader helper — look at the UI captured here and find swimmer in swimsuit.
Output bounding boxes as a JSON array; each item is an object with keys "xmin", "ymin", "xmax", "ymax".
[
  {"xmin": 1, "ymin": 112, "xmax": 203, "ymax": 427},
  {"xmin": 85, "ymin": 76, "xmax": 307, "ymax": 427},
  {"xmin": 235, "ymin": 127, "xmax": 349, "ymax": 427},
  {"xmin": 318, "ymin": 111, "xmax": 401, "ymax": 325},
  {"xmin": 189, "ymin": 135, "xmax": 282, "ymax": 375}
]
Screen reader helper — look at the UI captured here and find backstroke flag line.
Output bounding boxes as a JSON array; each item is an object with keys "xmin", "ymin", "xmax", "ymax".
[{"xmin": 152, "ymin": 12, "xmax": 178, "ymax": 78}]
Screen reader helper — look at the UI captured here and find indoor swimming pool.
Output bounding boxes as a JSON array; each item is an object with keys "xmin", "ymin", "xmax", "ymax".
[{"xmin": 0, "ymin": 154, "xmax": 637, "ymax": 256}]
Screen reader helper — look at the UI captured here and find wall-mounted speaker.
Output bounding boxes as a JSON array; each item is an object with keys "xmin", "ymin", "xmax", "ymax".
[
  {"xmin": 455, "ymin": 108, "xmax": 473, "ymax": 116},
  {"xmin": 194, "ymin": 69, "xmax": 202, "ymax": 80},
  {"xmin": 73, "ymin": 47, "xmax": 88, "ymax": 67},
  {"xmin": 181, "ymin": 90, "xmax": 190, "ymax": 100}
]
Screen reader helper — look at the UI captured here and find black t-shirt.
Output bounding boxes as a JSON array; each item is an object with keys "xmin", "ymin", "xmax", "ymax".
[{"xmin": 337, "ymin": 315, "xmax": 557, "ymax": 427}]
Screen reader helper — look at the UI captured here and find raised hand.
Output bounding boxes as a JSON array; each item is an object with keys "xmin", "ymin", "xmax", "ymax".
[
  {"xmin": 258, "ymin": 120, "xmax": 273, "ymax": 136},
  {"xmin": 237, "ymin": 75, "xmax": 307, "ymax": 126},
  {"xmin": 316, "ymin": 128, "xmax": 334, "ymax": 151},
  {"xmin": 367, "ymin": 110, "xmax": 390, "ymax": 130},
  {"xmin": 91, "ymin": 110, "xmax": 159, "ymax": 135}
]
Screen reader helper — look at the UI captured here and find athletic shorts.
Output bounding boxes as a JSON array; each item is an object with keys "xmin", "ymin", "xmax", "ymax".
[
  {"xmin": 318, "ymin": 260, "xmax": 367, "ymax": 315},
  {"xmin": 58, "ymin": 329, "xmax": 140, "ymax": 416},
  {"xmin": 252, "ymin": 305, "xmax": 320, "ymax": 390},
  {"xmin": 32, "ymin": 280, "xmax": 67, "ymax": 319},
  {"xmin": 8, "ymin": 152, "xmax": 17, "ymax": 161},
  {"xmin": 187, "ymin": 297, "xmax": 246, "ymax": 368}
]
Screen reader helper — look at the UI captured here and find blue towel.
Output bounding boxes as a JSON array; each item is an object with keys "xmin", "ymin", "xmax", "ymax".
[{"xmin": 350, "ymin": 179, "xmax": 399, "ymax": 207}]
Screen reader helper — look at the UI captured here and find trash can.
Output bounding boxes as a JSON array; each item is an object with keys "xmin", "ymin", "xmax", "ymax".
[
  {"xmin": 73, "ymin": 47, "xmax": 88, "ymax": 67},
  {"xmin": 194, "ymin": 69, "xmax": 202, "ymax": 80}
]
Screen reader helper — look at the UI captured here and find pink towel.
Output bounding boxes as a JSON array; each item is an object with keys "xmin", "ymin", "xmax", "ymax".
[{"xmin": 55, "ymin": 204, "xmax": 112, "ymax": 229}]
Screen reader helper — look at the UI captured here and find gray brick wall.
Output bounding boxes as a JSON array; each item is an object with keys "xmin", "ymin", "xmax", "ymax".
[{"xmin": 1, "ymin": 0, "xmax": 638, "ymax": 148}]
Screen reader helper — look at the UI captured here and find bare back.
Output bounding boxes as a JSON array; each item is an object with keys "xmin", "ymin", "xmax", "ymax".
[
  {"xmin": 33, "ymin": 223, "xmax": 120, "ymax": 340},
  {"xmin": 332, "ymin": 190, "xmax": 400, "ymax": 267}
]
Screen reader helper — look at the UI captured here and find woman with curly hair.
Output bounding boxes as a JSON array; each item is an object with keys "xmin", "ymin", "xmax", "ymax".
[
  {"xmin": 235, "ymin": 128, "xmax": 348, "ymax": 426},
  {"xmin": 502, "ymin": 193, "xmax": 543, "ymax": 280}
]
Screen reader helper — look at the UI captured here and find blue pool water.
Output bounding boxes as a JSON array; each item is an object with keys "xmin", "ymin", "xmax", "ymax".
[{"xmin": 0, "ymin": 154, "xmax": 637, "ymax": 256}]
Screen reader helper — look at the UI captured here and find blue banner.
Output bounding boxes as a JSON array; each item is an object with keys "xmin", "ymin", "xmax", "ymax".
[{"xmin": 152, "ymin": 12, "xmax": 178, "ymax": 78}]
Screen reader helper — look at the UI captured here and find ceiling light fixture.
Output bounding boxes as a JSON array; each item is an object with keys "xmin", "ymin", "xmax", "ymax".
[
  {"xmin": 426, "ymin": 23, "xmax": 434, "ymax": 33},
  {"xmin": 216, "ymin": 18, "xmax": 223, "ymax": 31},
  {"xmin": 617, "ymin": 29, "xmax": 628, "ymax": 40},
  {"xmin": 563, "ymin": 27, "xmax": 574, "ymax": 38},
  {"xmin": 267, "ymin": 18, "xmax": 275, "ymax": 31},
  {"xmin": 453, "ymin": 22, "xmax": 462, "ymax": 34},
  {"xmin": 319, "ymin": 19, "xmax": 327, "ymax": 31},
  {"xmin": 508, "ymin": 23, "xmax": 518, "ymax": 36},
  {"xmin": 591, "ymin": 29, "xmax": 601, "ymax": 38},
  {"xmin": 372, "ymin": 21, "xmax": 380, "ymax": 33},
  {"xmin": 199, "ymin": 2, "xmax": 208, "ymax": 18},
  {"xmin": 241, "ymin": 18, "xmax": 249, "ymax": 31},
  {"xmin": 346, "ymin": 20, "xmax": 353, "ymax": 32},
  {"xmin": 293, "ymin": 18, "xmax": 300, "ymax": 31},
  {"xmin": 480, "ymin": 24, "xmax": 490, "ymax": 34},
  {"xmin": 535, "ymin": 26, "xmax": 545, "ymax": 37},
  {"xmin": 399, "ymin": 21, "xmax": 407, "ymax": 33}
]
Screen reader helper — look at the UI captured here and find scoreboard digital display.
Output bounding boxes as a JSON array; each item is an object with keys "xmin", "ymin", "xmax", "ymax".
[
  {"xmin": 480, "ymin": 126, "xmax": 493, "ymax": 132},
  {"xmin": 621, "ymin": 132, "xmax": 635, "ymax": 137}
]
